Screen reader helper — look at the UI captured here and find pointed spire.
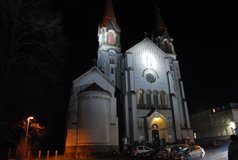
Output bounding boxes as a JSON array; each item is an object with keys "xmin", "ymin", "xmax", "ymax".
[
  {"xmin": 151, "ymin": 1, "xmax": 175, "ymax": 54},
  {"xmin": 153, "ymin": 7, "xmax": 167, "ymax": 36},
  {"xmin": 105, "ymin": 0, "xmax": 116, "ymax": 20},
  {"xmin": 154, "ymin": 1, "xmax": 167, "ymax": 36},
  {"xmin": 100, "ymin": 0, "xmax": 116, "ymax": 27}
]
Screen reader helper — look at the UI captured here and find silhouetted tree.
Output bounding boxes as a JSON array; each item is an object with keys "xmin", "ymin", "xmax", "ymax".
[{"xmin": 0, "ymin": 0, "xmax": 69, "ymax": 153}]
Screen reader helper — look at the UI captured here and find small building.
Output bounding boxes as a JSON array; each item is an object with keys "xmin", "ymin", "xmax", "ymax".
[{"xmin": 190, "ymin": 102, "xmax": 238, "ymax": 142}]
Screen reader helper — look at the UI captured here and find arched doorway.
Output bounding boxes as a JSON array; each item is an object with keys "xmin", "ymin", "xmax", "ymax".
[
  {"xmin": 150, "ymin": 114, "xmax": 167, "ymax": 146},
  {"xmin": 151, "ymin": 124, "xmax": 160, "ymax": 145}
]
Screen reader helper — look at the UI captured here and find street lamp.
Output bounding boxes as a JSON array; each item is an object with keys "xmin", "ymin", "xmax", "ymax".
[{"xmin": 24, "ymin": 116, "xmax": 34, "ymax": 158}]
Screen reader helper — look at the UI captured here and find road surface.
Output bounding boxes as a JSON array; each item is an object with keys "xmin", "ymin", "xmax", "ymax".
[{"xmin": 203, "ymin": 141, "xmax": 229, "ymax": 160}]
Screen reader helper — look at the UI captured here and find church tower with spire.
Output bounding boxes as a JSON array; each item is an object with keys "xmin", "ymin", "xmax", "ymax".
[
  {"xmin": 65, "ymin": 0, "xmax": 194, "ymax": 157},
  {"xmin": 151, "ymin": 7, "xmax": 175, "ymax": 54},
  {"xmin": 97, "ymin": 0, "xmax": 121, "ymax": 85}
]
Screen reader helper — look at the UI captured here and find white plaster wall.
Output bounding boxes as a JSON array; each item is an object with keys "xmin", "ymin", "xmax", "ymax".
[
  {"xmin": 65, "ymin": 67, "xmax": 119, "ymax": 148},
  {"xmin": 77, "ymin": 91, "xmax": 110, "ymax": 144}
]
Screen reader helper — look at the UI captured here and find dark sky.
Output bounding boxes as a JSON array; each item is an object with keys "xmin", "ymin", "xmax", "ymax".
[
  {"xmin": 59, "ymin": 0, "xmax": 238, "ymax": 111},
  {"xmin": 0, "ymin": 0, "xmax": 237, "ymax": 153}
]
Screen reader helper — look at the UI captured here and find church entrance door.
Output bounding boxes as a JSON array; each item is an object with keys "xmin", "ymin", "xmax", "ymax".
[{"xmin": 151, "ymin": 124, "xmax": 160, "ymax": 145}]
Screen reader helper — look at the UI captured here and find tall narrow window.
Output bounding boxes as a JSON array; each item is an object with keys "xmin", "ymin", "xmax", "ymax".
[
  {"xmin": 163, "ymin": 40, "xmax": 171, "ymax": 53},
  {"xmin": 137, "ymin": 90, "xmax": 144, "ymax": 108},
  {"xmin": 111, "ymin": 68, "xmax": 114, "ymax": 74},
  {"xmin": 160, "ymin": 91, "xmax": 168, "ymax": 108},
  {"xmin": 107, "ymin": 31, "xmax": 115, "ymax": 45},
  {"xmin": 146, "ymin": 90, "xmax": 151, "ymax": 107},
  {"xmin": 153, "ymin": 91, "xmax": 159, "ymax": 108},
  {"xmin": 110, "ymin": 58, "xmax": 115, "ymax": 64}
]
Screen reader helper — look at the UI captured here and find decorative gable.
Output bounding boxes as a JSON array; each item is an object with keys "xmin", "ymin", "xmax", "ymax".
[
  {"xmin": 126, "ymin": 38, "xmax": 166, "ymax": 59},
  {"xmin": 73, "ymin": 67, "xmax": 115, "ymax": 95}
]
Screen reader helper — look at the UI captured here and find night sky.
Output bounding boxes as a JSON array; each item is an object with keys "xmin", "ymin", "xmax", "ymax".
[
  {"xmin": 60, "ymin": 0, "xmax": 238, "ymax": 111},
  {"xmin": 1, "ymin": 0, "xmax": 238, "ymax": 154}
]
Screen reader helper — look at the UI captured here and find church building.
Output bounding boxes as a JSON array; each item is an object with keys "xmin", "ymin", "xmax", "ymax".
[{"xmin": 65, "ymin": 0, "xmax": 194, "ymax": 157}]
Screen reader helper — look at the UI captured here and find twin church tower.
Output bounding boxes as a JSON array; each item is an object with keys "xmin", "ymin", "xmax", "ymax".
[{"xmin": 65, "ymin": 0, "xmax": 193, "ymax": 157}]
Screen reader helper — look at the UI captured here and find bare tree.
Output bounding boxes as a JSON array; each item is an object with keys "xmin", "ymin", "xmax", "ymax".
[
  {"xmin": 19, "ymin": 118, "xmax": 46, "ymax": 159},
  {"xmin": 0, "ymin": 0, "xmax": 69, "ymax": 152}
]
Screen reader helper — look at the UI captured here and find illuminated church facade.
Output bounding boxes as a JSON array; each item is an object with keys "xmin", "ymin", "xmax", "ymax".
[{"xmin": 65, "ymin": 0, "xmax": 194, "ymax": 157}]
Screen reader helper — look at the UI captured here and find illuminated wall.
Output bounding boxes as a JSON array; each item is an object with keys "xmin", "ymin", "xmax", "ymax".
[
  {"xmin": 65, "ymin": 67, "xmax": 118, "ymax": 157},
  {"xmin": 190, "ymin": 103, "xmax": 238, "ymax": 140},
  {"xmin": 77, "ymin": 91, "xmax": 110, "ymax": 144},
  {"xmin": 121, "ymin": 39, "xmax": 193, "ymax": 145}
]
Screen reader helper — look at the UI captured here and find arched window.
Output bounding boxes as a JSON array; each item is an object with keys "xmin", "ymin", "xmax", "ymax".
[
  {"xmin": 152, "ymin": 124, "xmax": 159, "ymax": 129},
  {"xmin": 153, "ymin": 90, "xmax": 159, "ymax": 108},
  {"xmin": 137, "ymin": 90, "xmax": 144, "ymax": 108},
  {"xmin": 163, "ymin": 40, "xmax": 171, "ymax": 53},
  {"xmin": 160, "ymin": 91, "xmax": 168, "ymax": 108},
  {"xmin": 111, "ymin": 68, "xmax": 114, "ymax": 74},
  {"xmin": 110, "ymin": 58, "xmax": 115, "ymax": 64},
  {"xmin": 145, "ymin": 90, "xmax": 151, "ymax": 107},
  {"xmin": 107, "ymin": 31, "xmax": 115, "ymax": 45}
]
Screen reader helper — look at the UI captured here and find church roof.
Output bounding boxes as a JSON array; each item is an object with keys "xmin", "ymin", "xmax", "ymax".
[
  {"xmin": 125, "ymin": 38, "xmax": 177, "ymax": 59},
  {"xmin": 126, "ymin": 38, "xmax": 164, "ymax": 54},
  {"xmin": 81, "ymin": 82, "xmax": 110, "ymax": 95},
  {"xmin": 100, "ymin": 0, "xmax": 116, "ymax": 28},
  {"xmin": 73, "ymin": 67, "xmax": 115, "ymax": 87}
]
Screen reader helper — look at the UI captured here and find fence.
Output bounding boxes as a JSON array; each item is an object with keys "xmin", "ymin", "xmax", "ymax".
[{"xmin": 4, "ymin": 148, "xmax": 63, "ymax": 160}]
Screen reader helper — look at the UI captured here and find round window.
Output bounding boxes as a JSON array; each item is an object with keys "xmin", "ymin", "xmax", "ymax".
[{"xmin": 145, "ymin": 72, "xmax": 156, "ymax": 83}]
